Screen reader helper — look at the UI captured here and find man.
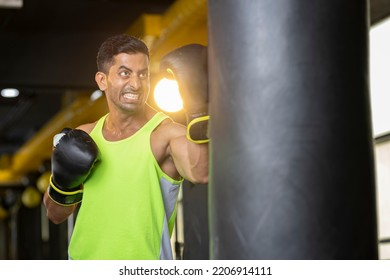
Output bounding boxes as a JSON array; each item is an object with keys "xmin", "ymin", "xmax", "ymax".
[{"xmin": 43, "ymin": 34, "xmax": 209, "ymax": 260}]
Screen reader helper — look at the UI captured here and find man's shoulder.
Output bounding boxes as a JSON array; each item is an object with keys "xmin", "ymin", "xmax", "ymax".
[
  {"xmin": 76, "ymin": 121, "xmax": 98, "ymax": 134},
  {"xmin": 155, "ymin": 117, "xmax": 185, "ymax": 136}
]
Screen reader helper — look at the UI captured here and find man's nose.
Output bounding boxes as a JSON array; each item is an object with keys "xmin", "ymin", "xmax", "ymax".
[{"xmin": 129, "ymin": 75, "xmax": 141, "ymax": 90}]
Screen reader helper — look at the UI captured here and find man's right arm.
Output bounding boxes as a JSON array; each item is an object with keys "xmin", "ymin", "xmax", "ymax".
[
  {"xmin": 43, "ymin": 191, "xmax": 77, "ymax": 224},
  {"xmin": 43, "ymin": 127, "xmax": 99, "ymax": 224}
]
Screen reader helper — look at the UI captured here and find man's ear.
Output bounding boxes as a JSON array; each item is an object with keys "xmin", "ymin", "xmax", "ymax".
[{"xmin": 95, "ymin": 72, "xmax": 107, "ymax": 91}]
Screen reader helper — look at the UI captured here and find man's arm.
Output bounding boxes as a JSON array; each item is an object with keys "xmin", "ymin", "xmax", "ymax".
[
  {"xmin": 168, "ymin": 124, "xmax": 208, "ymax": 184},
  {"xmin": 43, "ymin": 126, "xmax": 99, "ymax": 224},
  {"xmin": 160, "ymin": 44, "xmax": 209, "ymax": 184},
  {"xmin": 43, "ymin": 191, "xmax": 77, "ymax": 224}
]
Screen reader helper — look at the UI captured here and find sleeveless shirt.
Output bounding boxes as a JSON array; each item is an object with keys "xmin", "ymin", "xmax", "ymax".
[{"xmin": 68, "ymin": 112, "xmax": 183, "ymax": 260}]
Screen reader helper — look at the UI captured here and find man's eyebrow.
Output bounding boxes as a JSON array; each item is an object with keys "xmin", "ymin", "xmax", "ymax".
[
  {"xmin": 118, "ymin": 65, "xmax": 131, "ymax": 71},
  {"xmin": 118, "ymin": 65, "xmax": 148, "ymax": 73},
  {"xmin": 139, "ymin": 67, "xmax": 149, "ymax": 73}
]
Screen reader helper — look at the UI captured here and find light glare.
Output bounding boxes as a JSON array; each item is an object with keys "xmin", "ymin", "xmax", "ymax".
[
  {"xmin": 90, "ymin": 90, "xmax": 103, "ymax": 101},
  {"xmin": 154, "ymin": 78, "xmax": 183, "ymax": 112},
  {"xmin": 1, "ymin": 88, "xmax": 19, "ymax": 98}
]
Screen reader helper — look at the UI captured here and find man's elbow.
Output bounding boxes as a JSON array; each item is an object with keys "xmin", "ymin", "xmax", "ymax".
[{"xmin": 190, "ymin": 173, "xmax": 209, "ymax": 185}]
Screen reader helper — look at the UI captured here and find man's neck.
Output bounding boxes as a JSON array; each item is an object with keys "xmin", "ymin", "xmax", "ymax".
[{"xmin": 103, "ymin": 104, "xmax": 156, "ymax": 141}]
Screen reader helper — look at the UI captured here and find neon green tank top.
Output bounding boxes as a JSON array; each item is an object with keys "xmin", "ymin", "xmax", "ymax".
[{"xmin": 68, "ymin": 112, "xmax": 183, "ymax": 260}]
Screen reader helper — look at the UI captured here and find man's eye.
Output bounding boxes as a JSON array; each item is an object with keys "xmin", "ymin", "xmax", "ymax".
[
  {"xmin": 139, "ymin": 72, "xmax": 148, "ymax": 79},
  {"xmin": 119, "ymin": 71, "xmax": 129, "ymax": 77}
]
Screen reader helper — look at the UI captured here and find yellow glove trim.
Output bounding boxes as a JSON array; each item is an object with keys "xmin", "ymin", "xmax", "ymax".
[
  {"xmin": 49, "ymin": 175, "xmax": 83, "ymax": 196},
  {"xmin": 47, "ymin": 188, "xmax": 82, "ymax": 207},
  {"xmin": 166, "ymin": 68, "xmax": 176, "ymax": 79},
  {"xmin": 186, "ymin": 115, "xmax": 210, "ymax": 144}
]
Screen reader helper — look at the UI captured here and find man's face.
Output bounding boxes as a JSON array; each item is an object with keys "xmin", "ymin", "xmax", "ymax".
[{"xmin": 99, "ymin": 52, "xmax": 150, "ymax": 114}]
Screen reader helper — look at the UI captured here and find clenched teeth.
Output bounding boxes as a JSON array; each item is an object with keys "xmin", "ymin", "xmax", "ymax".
[{"xmin": 123, "ymin": 93, "xmax": 139, "ymax": 100}]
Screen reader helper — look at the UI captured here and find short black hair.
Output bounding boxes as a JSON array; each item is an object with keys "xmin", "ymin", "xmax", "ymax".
[{"xmin": 97, "ymin": 34, "xmax": 149, "ymax": 73}]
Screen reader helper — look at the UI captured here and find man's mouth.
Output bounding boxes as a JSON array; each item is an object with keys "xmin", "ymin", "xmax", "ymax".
[{"xmin": 123, "ymin": 92, "xmax": 139, "ymax": 101}]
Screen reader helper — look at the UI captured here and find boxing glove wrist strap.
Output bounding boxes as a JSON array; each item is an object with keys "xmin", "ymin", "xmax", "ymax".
[
  {"xmin": 47, "ymin": 175, "xmax": 83, "ymax": 206},
  {"xmin": 186, "ymin": 115, "xmax": 210, "ymax": 144}
]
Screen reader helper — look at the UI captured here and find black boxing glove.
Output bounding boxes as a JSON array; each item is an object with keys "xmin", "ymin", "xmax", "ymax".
[
  {"xmin": 160, "ymin": 44, "xmax": 209, "ymax": 143},
  {"xmin": 47, "ymin": 128, "xmax": 99, "ymax": 206}
]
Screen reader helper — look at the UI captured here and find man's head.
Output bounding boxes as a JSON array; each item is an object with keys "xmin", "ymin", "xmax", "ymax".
[
  {"xmin": 97, "ymin": 34, "xmax": 150, "ymax": 74},
  {"xmin": 95, "ymin": 34, "xmax": 151, "ymax": 115}
]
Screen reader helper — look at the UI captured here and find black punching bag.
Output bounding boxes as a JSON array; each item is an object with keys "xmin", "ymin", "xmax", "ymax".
[{"xmin": 208, "ymin": 0, "xmax": 378, "ymax": 259}]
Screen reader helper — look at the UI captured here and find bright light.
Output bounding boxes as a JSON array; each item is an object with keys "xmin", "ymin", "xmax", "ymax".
[
  {"xmin": 90, "ymin": 90, "xmax": 103, "ymax": 101},
  {"xmin": 1, "ymin": 88, "xmax": 19, "ymax": 98},
  {"xmin": 154, "ymin": 78, "xmax": 183, "ymax": 112},
  {"xmin": 370, "ymin": 17, "xmax": 390, "ymax": 137},
  {"xmin": 0, "ymin": 0, "xmax": 23, "ymax": 9}
]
